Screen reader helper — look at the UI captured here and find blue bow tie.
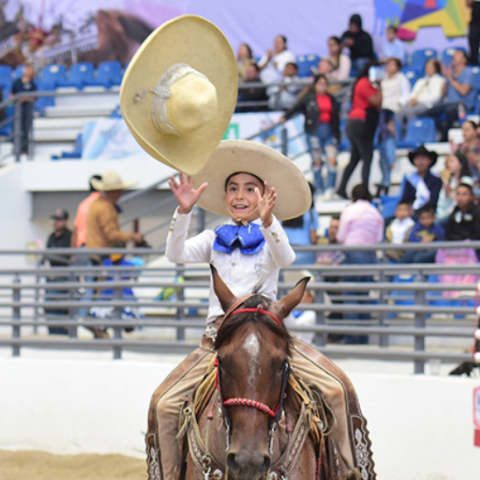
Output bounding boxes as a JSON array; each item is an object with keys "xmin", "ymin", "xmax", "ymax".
[{"xmin": 213, "ymin": 223, "xmax": 265, "ymax": 255}]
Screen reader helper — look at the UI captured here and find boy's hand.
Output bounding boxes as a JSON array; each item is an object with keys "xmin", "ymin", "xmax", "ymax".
[
  {"xmin": 255, "ymin": 181, "xmax": 276, "ymax": 228},
  {"xmin": 168, "ymin": 173, "xmax": 208, "ymax": 215}
]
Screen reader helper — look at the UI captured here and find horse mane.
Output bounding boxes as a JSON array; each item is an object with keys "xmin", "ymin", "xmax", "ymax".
[{"xmin": 214, "ymin": 295, "xmax": 293, "ymax": 356}]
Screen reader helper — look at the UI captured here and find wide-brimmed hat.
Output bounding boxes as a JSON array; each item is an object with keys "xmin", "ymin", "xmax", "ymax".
[
  {"xmin": 408, "ymin": 145, "xmax": 438, "ymax": 167},
  {"xmin": 90, "ymin": 170, "xmax": 138, "ymax": 192},
  {"xmin": 120, "ymin": 15, "xmax": 238, "ymax": 176},
  {"xmin": 192, "ymin": 140, "xmax": 312, "ymax": 221}
]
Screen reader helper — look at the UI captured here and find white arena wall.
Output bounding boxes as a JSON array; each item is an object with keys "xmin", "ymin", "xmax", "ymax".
[{"xmin": 0, "ymin": 357, "xmax": 479, "ymax": 480}]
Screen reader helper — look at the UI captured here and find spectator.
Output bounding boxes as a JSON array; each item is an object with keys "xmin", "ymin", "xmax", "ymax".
[
  {"xmin": 316, "ymin": 215, "xmax": 345, "ymax": 266},
  {"xmin": 380, "ymin": 25, "xmax": 405, "ymax": 63},
  {"xmin": 398, "ymin": 205, "xmax": 445, "ymax": 263},
  {"xmin": 43, "ymin": 209, "xmax": 72, "ymax": 335},
  {"xmin": 71, "ymin": 174, "xmax": 102, "ymax": 248},
  {"xmin": 341, "ymin": 14, "xmax": 375, "ymax": 73},
  {"xmin": 237, "ymin": 43, "xmax": 255, "ymax": 82},
  {"xmin": 445, "ymin": 178, "xmax": 480, "ymax": 246},
  {"xmin": 396, "ymin": 58, "xmax": 445, "ymax": 132},
  {"xmin": 11, "ymin": 63, "xmax": 37, "ymax": 156},
  {"xmin": 236, "ymin": 63, "xmax": 268, "ymax": 112},
  {"xmin": 282, "ymin": 74, "xmax": 340, "ymax": 195},
  {"xmin": 86, "ymin": 170, "xmax": 144, "ymax": 262},
  {"xmin": 400, "ymin": 146, "xmax": 442, "ymax": 217},
  {"xmin": 337, "ymin": 185, "xmax": 384, "ymax": 344},
  {"xmin": 258, "ymin": 34, "xmax": 296, "ymax": 83},
  {"xmin": 425, "ymin": 50, "xmax": 476, "ymax": 141},
  {"xmin": 385, "ymin": 201, "xmax": 415, "ymax": 261},
  {"xmin": 452, "ymin": 120, "xmax": 480, "ymax": 183},
  {"xmin": 437, "ymin": 154, "xmax": 472, "ymax": 224},
  {"xmin": 282, "ymin": 183, "xmax": 319, "ymax": 265},
  {"xmin": 467, "ymin": 0, "xmax": 480, "ymax": 65},
  {"xmin": 376, "ymin": 58, "xmax": 411, "ymax": 196},
  {"xmin": 267, "ymin": 62, "xmax": 303, "ymax": 110},
  {"xmin": 324, "ymin": 36, "xmax": 351, "ymax": 82},
  {"xmin": 337, "ymin": 61, "xmax": 382, "ymax": 198}
]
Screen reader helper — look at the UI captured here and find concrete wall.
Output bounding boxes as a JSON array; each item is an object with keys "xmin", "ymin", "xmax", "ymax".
[{"xmin": 0, "ymin": 358, "xmax": 479, "ymax": 480}]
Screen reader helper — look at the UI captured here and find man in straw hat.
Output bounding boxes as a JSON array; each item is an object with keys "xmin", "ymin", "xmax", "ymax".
[{"xmin": 146, "ymin": 140, "xmax": 376, "ymax": 480}]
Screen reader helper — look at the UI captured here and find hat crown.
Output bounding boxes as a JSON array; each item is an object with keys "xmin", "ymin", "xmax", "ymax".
[{"xmin": 102, "ymin": 170, "xmax": 123, "ymax": 189}]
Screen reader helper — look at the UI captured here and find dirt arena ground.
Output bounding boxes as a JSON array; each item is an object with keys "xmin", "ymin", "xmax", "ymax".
[{"xmin": 0, "ymin": 450, "xmax": 147, "ymax": 480}]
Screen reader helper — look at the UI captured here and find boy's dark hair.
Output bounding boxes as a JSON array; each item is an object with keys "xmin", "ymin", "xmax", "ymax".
[
  {"xmin": 397, "ymin": 201, "xmax": 412, "ymax": 208},
  {"xmin": 224, "ymin": 172, "xmax": 264, "ymax": 191},
  {"xmin": 351, "ymin": 184, "xmax": 373, "ymax": 202},
  {"xmin": 417, "ymin": 205, "xmax": 435, "ymax": 217},
  {"xmin": 331, "ymin": 214, "xmax": 340, "ymax": 221},
  {"xmin": 285, "ymin": 61, "xmax": 298, "ymax": 71},
  {"xmin": 387, "ymin": 25, "xmax": 397, "ymax": 34}
]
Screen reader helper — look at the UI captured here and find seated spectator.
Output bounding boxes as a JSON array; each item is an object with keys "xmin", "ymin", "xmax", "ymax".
[
  {"xmin": 376, "ymin": 58, "xmax": 411, "ymax": 196},
  {"xmin": 341, "ymin": 14, "xmax": 375, "ymax": 74},
  {"xmin": 267, "ymin": 62, "xmax": 303, "ymax": 110},
  {"xmin": 437, "ymin": 153, "xmax": 472, "ymax": 224},
  {"xmin": 398, "ymin": 205, "xmax": 444, "ymax": 263},
  {"xmin": 282, "ymin": 74, "xmax": 340, "ymax": 195},
  {"xmin": 282, "ymin": 183, "xmax": 319, "ymax": 265},
  {"xmin": 396, "ymin": 58, "xmax": 445, "ymax": 133},
  {"xmin": 400, "ymin": 146, "xmax": 443, "ymax": 217},
  {"xmin": 452, "ymin": 120, "xmax": 480, "ymax": 183},
  {"xmin": 236, "ymin": 63, "xmax": 268, "ymax": 112},
  {"xmin": 237, "ymin": 43, "xmax": 255, "ymax": 82},
  {"xmin": 317, "ymin": 215, "xmax": 345, "ymax": 265},
  {"xmin": 380, "ymin": 25, "xmax": 405, "ymax": 63},
  {"xmin": 337, "ymin": 184, "xmax": 384, "ymax": 344},
  {"xmin": 385, "ymin": 201, "xmax": 415, "ymax": 261},
  {"xmin": 258, "ymin": 34, "xmax": 296, "ymax": 83},
  {"xmin": 325, "ymin": 36, "xmax": 351, "ymax": 81},
  {"xmin": 425, "ymin": 49, "xmax": 476, "ymax": 141}
]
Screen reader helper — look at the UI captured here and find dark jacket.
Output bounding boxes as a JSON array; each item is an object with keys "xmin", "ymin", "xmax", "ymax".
[
  {"xmin": 445, "ymin": 204, "xmax": 480, "ymax": 241},
  {"xmin": 45, "ymin": 228, "xmax": 72, "ymax": 267},
  {"xmin": 284, "ymin": 91, "xmax": 340, "ymax": 142},
  {"xmin": 342, "ymin": 14, "xmax": 374, "ymax": 60},
  {"xmin": 400, "ymin": 171, "xmax": 443, "ymax": 213}
]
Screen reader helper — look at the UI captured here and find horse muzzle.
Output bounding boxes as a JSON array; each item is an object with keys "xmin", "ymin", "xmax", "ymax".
[{"xmin": 226, "ymin": 449, "xmax": 271, "ymax": 480}]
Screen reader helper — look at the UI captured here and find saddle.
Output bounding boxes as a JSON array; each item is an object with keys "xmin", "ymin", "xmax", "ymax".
[{"xmin": 178, "ymin": 355, "xmax": 359, "ymax": 480}]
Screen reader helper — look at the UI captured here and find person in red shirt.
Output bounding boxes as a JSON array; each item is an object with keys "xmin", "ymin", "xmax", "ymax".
[
  {"xmin": 282, "ymin": 74, "xmax": 340, "ymax": 197},
  {"xmin": 337, "ymin": 62, "xmax": 382, "ymax": 199}
]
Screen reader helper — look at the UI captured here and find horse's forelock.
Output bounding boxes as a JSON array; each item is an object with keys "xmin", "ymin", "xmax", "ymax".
[{"xmin": 214, "ymin": 295, "xmax": 292, "ymax": 355}]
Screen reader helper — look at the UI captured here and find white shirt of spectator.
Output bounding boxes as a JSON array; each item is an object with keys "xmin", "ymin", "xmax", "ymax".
[
  {"xmin": 390, "ymin": 217, "xmax": 415, "ymax": 244},
  {"xmin": 408, "ymin": 73, "xmax": 446, "ymax": 109},
  {"xmin": 166, "ymin": 208, "xmax": 296, "ymax": 323},
  {"xmin": 381, "ymin": 71, "xmax": 411, "ymax": 112},
  {"xmin": 259, "ymin": 49, "xmax": 296, "ymax": 74},
  {"xmin": 284, "ymin": 309, "xmax": 316, "ymax": 343}
]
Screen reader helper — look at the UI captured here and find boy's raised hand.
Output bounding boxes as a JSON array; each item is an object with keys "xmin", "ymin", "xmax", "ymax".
[
  {"xmin": 168, "ymin": 173, "xmax": 208, "ymax": 214},
  {"xmin": 255, "ymin": 181, "xmax": 276, "ymax": 228}
]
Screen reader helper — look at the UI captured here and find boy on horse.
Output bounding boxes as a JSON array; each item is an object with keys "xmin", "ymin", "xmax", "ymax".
[{"xmin": 120, "ymin": 15, "xmax": 375, "ymax": 480}]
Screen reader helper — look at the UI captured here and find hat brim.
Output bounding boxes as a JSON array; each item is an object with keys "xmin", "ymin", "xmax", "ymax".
[
  {"xmin": 120, "ymin": 15, "xmax": 238, "ymax": 176},
  {"xmin": 90, "ymin": 179, "xmax": 138, "ymax": 192},
  {"xmin": 192, "ymin": 140, "xmax": 312, "ymax": 221},
  {"xmin": 408, "ymin": 150, "xmax": 438, "ymax": 167}
]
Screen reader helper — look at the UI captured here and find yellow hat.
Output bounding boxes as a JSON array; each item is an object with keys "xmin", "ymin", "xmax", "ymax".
[
  {"xmin": 120, "ymin": 15, "xmax": 238, "ymax": 175},
  {"xmin": 193, "ymin": 140, "xmax": 312, "ymax": 221}
]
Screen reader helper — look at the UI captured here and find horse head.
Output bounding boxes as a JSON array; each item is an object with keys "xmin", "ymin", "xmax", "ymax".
[{"xmin": 211, "ymin": 266, "xmax": 309, "ymax": 480}]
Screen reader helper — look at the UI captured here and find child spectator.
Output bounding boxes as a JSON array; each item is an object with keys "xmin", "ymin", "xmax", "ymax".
[
  {"xmin": 385, "ymin": 201, "xmax": 415, "ymax": 261},
  {"xmin": 398, "ymin": 205, "xmax": 444, "ymax": 263},
  {"xmin": 380, "ymin": 25, "xmax": 405, "ymax": 63}
]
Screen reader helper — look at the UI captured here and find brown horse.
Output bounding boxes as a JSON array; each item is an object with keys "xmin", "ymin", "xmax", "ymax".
[{"xmin": 182, "ymin": 270, "xmax": 318, "ymax": 480}]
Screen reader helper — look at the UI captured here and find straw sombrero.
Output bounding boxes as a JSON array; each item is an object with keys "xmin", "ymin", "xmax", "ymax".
[
  {"xmin": 193, "ymin": 140, "xmax": 312, "ymax": 221},
  {"xmin": 90, "ymin": 170, "xmax": 137, "ymax": 191},
  {"xmin": 120, "ymin": 15, "xmax": 238, "ymax": 176}
]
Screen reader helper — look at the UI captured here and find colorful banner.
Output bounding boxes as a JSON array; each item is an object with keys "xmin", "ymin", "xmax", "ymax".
[{"xmin": 0, "ymin": 0, "xmax": 470, "ymax": 70}]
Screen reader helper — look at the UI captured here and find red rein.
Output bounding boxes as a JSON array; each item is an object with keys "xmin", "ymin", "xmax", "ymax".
[{"xmin": 216, "ymin": 307, "xmax": 282, "ymax": 418}]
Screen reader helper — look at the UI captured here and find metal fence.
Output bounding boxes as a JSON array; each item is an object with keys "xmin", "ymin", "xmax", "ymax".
[{"xmin": 1, "ymin": 241, "xmax": 478, "ymax": 374}]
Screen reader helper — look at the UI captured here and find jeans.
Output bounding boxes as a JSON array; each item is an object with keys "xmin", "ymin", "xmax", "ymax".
[
  {"xmin": 44, "ymin": 278, "xmax": 70, "ymax": 335},
  {"xmin": 378, "ymin": 134, "xmax": 396, "ymax": 187},
  {"xmin": 343, "ymin": 251, "xmax": 377, "ymax": 345},
  {"xmin": 352, "ymin": 58, "xmax": 370, "ymax": 74},
  {"xmin": 424, "ymin": 102, "xmax": 459, "ymax": 142},
  {"xmin": 306, "ymin": 123, "xmax": 337, "ymax": 193},
  {"xmin": 398, "ymin": 249, "xmax": 437, "ymax": 264}
]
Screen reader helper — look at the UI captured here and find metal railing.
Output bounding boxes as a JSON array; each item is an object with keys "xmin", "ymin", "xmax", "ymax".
[{"xmin": 0, "ymin": 242, "xmax": 478, "ymax": 373}]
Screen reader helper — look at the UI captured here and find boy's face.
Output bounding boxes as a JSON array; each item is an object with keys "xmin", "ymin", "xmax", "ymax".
[
  {"xmin": 224, "ymin": 173, "xmax": 264, "ymax": 224},
  {"xmin": 395, "ymin": 204, "xmax": 411, "ymax": 220},
  {"xmin": 386, "ymin": 28, "xmax": 396, "ymax": 42},
  {"xmin": 418, "ymin": 211, "xmax": 435, "ymax": 229},
  {"xmin": 414, "ymin": 154, "xmax": 433, "ymax": 174},
  {"xmin": 456, "ymin": 185, "xmax": 474, "ymax": 210},
  {"xmin": 283, "ymin": 63, "xmax": 297, "ymax": 78}
]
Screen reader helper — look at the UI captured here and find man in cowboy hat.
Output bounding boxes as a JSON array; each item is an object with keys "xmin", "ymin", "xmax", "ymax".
[
  {"xmin": 86, "ymin": 170, "xmax": 143, "ymax": 258},
  {"xmin": 400, "ymin": 145, "xmax": 442, "ymax": 218},
  {"xmin": 146, "ymin": 140, "xmax": 376, "ymax": 480}
]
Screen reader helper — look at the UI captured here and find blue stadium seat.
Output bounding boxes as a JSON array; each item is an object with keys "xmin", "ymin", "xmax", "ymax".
[
  {"xmin": 34, "ymin": 81, "xmax": 55, "ymax": 113},
  {"xmin": 86, "ymin": 61, "xmax": 122, "ymax": 88},
  {"xmin": 442, "ymin": 47, "xmax": 467, "ymax": 67},
  {"xmin": 296, "ymin": 54, "xmax": 319, "ymax": 78},
  {"xmin": 470, "ymin": 66, "xmax": 480, "ymax": 91},
  {"xmin": 58, "ymin": 62, "xmax": 94, "ymax": 89},
  {"xmin": 41, "ymin": 64, "xmax": 67, "ymax": 88},
  {"xmin": 52, "ymin": 133, "xmax": 83, "ymax": 160},
  {"xmin": 379, "ymin": 194, "xmax": 400, "ymax": 219},
  {"xmin": 402, "ymin": 68, "xmax": 419, "ymax": 88},
  {"xmin": 397, "ymin": 117, "xmax": 436, "ymax": 149},
  {"xmin": 0, "ymin": 65, "xmax": 12, "ymax": 91},
  {"xmin": 409, "ymin": 48, "xmax": 437, "ymax": 74}
]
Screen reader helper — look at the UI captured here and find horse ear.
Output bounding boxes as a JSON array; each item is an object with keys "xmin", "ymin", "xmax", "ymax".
[
  {"xmin": 210, "ymin": 265, "xmax": 237, "ymax": 313},
  {"xmin": 273, "ymin": 277, "xmax": 310, "ymax": 321}
]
